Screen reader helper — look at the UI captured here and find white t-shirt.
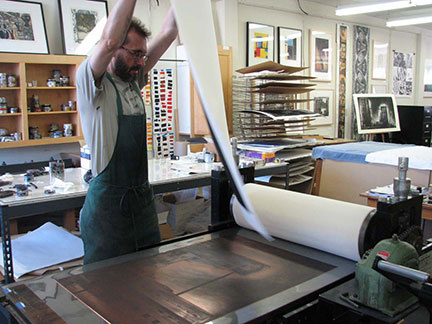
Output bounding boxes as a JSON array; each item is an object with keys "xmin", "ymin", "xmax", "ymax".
[{"xmin": 76, "ymin": 58, "xmax": 147, "ymax": 176}]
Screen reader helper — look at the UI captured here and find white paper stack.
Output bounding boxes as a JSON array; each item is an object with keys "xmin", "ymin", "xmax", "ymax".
[{"xmin": 0, "ymin": 222, "xmax": 84, "ymax": 279}]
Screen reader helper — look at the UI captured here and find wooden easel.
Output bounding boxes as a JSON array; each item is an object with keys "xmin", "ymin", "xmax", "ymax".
[{"xmin": 366, "ymin": 133, "xmax": 386, "ymax": 142}]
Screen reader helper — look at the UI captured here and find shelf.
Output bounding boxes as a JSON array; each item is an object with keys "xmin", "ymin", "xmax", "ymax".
[
  {"xmin": 27, "ymin": 86, "xmax": 76, "ymax": 90},
  {"xmin": 0, "ymin": 53, "xmax": 85, "ymax": 149},
  {"xmin": 28, "ymin": 111, "xmax": 77, "ymax": 115},
  {"xmin": 0, "ymin": 87, "xmax": 20, "ymax": 90},
  {"xmin": 0, "ymin": 113, "xmax": 21, "ymax": 117},
  {"xmin": 0, "ymin": 136, "xmax": 83, "ymax": 148}
]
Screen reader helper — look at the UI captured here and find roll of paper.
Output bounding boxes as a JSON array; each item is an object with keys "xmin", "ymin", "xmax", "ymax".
[{"xmin": 232, "ymin": 183, "xmax": 376, "ymax": 261}]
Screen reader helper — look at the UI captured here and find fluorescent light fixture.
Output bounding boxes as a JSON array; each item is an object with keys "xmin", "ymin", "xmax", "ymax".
[
  {"xmin": 336, "ymin": 0, "xmax": 412, "ymax": 16},
  {"xmin": 387, "ymin": 15, "xmax": 432, "ymax": 26}
]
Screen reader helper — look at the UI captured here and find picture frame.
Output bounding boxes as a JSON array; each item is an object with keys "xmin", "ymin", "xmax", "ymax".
[
  {"xmin": 310, "ymin": 30, "xmax": 332, "ymax": 81},
  {"xmin": 277, "ymin": 26, "xmax": 302, "ymax": 67},
  {"xmin": 424, "ymin": 58, "xmax": 432, "ymax": 97},
  {"xmin": 58, "ymin": 0, "xmax": 108, "ymax": 55},
  {"xmin": 353, "ymin": 94, "xmax": 400, "ymax": 134},
  {"xmin": 392, "ymin": 50, "xmax": 415, "ymax": 97},
  {"xmin": 246, "ymin": 22, "xmax": 274, "ymax": 66},
  {"xmin": 0, "ymin": 0, "xmax": 49, "ymax": 54},
  {"xmin": 372, "ymin": 41, "xmax": 388, "ymax": 80},
  {"xmin": 308, "ymin": 89, "xmax": 334, "ymax": 126},
  {"xmin": 371, "ymin": 84, "xmax": 388, "ymax": 94}
]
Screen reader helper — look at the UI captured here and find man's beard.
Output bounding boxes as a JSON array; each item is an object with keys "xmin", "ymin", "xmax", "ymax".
[{"xmin": 113, "ymin": 56, "xmax": 139, "ymax": 82}]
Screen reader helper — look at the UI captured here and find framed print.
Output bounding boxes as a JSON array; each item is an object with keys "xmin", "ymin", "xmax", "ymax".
[
  {"xmin": 58, "ymin": 0, "xmax": 108, "ymax": 55},
  {"xmin": 371, "ymin": 84, "xmax": 387, "ymax": 94},
  {"xmin": 310, "ymin": 30, "xmax": 332, "ymax": 81},
  {"xmin": 247, "ymin": 22, "xmax": 274, "ymax": 66},
  {"xmin": 353, "ymin": 94, "xmax": 400, "ymax": 134},
  {"xmin": 424, "ymin": 58, "xmax": 432, "ymax": 97},
  {"xmin": 0, "ymin": 0, "xmax": 49, "ymax": 54},
  {"xmin": 277, "ymin": 26, "xmax": 302, "ymax": 67},
  {"xmin": 372, "ymin": 41, "xmax": 388, "ymax": 80},
  {"xmin": 392, "ymin": 50, "xmax": 414, "ymax": 97},
  {"xmin": 308, "ymin": 89, "xmax": 334, "ymax": 126}
]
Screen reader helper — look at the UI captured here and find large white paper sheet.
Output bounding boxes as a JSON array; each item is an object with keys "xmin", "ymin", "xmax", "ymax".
[
  {"xmin": 1, "ymin": 222, "xmax": 84, "ymax": 279},
  {"xmin": 170, "ymin": 0, "xmax": 271, "ymax": 240},
  {"xmin": 232, "ymin": 184, "xmax": 376, "ymax": 261},
  {"xmin": 365, "ymin": 146, "xmax": 432, "ymax": 170}
]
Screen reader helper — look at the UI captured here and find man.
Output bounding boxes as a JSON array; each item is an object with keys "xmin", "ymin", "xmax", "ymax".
[{"xmin": 76, "ymin": 0, "xmax": 178, "ymax": 264}]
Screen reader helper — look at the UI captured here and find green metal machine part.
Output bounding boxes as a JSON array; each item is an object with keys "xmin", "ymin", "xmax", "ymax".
[{"xmin": 355, "ymin": 235, "xmax": 419, "ymax": 317}]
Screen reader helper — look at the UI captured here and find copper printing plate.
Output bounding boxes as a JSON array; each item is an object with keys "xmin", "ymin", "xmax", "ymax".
[{"xmin": 57, "ymin": 235, "xmax": 334, "ymax": 324}]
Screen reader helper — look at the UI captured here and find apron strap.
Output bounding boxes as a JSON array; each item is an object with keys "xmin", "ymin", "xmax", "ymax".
[
  {"xmin": 105, "ymin": 73, "xmax": 123, "ymax": 116},
  {"xmin": 130, "ymin": 80, "xmax": 146, "ymax": 108}
]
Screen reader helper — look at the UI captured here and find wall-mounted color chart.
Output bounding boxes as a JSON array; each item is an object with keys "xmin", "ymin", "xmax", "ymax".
[
  {"xmin": 151, "ymin": 64, "xmax": 176, "ymax": 158},
  {"xmin": 141, "ymin": 77, "xmax": 153, "ymax": 155}
]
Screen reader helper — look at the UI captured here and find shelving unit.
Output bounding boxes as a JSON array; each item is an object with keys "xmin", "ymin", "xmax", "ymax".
[{"xmin": 0, "ymin": 53, "xmax": 85, "ymax": 149}]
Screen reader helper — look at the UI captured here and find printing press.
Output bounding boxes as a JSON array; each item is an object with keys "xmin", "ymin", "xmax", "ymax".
[{"xmin": 0, "ymin": 160, "xmax": 431, "ymax": 324}]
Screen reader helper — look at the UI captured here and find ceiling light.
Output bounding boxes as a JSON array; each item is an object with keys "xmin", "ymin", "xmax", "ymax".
[
  {"xmin": 387, "ymin": 15, "xmax": 432, "ymax": 26},
  {"xmin": 336, "ymin": 0, "xmax": 412, "ymax": 16}
]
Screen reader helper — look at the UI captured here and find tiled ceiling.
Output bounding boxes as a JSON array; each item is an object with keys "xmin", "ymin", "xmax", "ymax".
[{"xmin": 305, "ymin": 0, "xmax": 432, "ymax": 29}]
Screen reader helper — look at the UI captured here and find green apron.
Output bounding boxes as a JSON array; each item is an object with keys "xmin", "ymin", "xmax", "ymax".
[{"xmin": 80, "ymin": 73, "xmax": 161, "ymax": 264}]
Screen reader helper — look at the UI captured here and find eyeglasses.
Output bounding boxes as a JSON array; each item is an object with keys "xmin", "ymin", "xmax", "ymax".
[{"xmin": 120, "ymin": 46, "xmax": 148, "ymax": 62}]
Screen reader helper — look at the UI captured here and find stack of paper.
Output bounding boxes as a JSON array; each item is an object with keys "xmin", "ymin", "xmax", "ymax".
[{"xmin": 0, "ymin": 222, "xmax": 84, "ymax": 279}]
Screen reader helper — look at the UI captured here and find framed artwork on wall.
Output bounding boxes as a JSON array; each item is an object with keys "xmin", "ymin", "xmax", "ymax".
[
  {"xmin": 58, "ymin": 0, "xmax": 108, "ymax": 55},
  {"xmin": 308, "ymin": 89, "xmax": 334, "ymax": 126},
  {"xmin": 277, "ymin": 26, "xmax": 302, "ymax": 67},
  {"xmin": 0, "ymin": 0, "xmax": 49, "ymax": 54},
  {"xmin": 371, "ymin": 84, "xmax": 388, "ymax": 94},
  {"xmin": 310, "ymin": 30, "xmax": 332, "ymax": 81},
  {"xmin": 353, "ymin": 94, "xmax": 400, "ymax": 134},
  {"xmin": 424, "ymin": 58, "xmax": 432, "ymax": 97},
  {"xmin": 246, "ymin": 22, "xmax": 274, "ymax": 66},
  {"xmin": 371, "ymin": 41, "xmax": 388, "ymax": 80},
  {"xmin": 392, "ymin": 50, "xmax": 415, "ymax": 97}
]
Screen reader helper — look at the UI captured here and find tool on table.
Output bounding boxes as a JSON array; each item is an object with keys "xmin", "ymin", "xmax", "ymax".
[
  {"xmin": 49, "ymin": 160, "xmax": 65, "ymax": 185},
  {"xmin": 0, "ymin": 180, "xmax": 11, "ymax": 187},
  {"xmin": 0, "ymin": 190, "xmax": 15, "ymax": 198},
  {"xmin": 13, "ymin": 184, "xmax": 29, "ymax": 197}
]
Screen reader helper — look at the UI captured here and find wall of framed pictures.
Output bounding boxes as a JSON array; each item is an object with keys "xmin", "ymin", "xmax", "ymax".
[
  {"xmin": 236, "ymin": 1, "xmax": 426, "ymax": 139},
  {"xmin": 1, "ymin": 0, "xmax": 430, "ymax": 163}
]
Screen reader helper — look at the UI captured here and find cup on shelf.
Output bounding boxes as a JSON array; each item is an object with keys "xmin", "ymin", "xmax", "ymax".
[{"xmin": 63, "ymin": 123, "xmax": 73, "ymax": 137}]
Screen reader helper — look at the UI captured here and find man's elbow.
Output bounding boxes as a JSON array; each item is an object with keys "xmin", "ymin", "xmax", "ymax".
[{"xmin": 100, "ymin": 37, "xmax": 122, "ymax": 54}]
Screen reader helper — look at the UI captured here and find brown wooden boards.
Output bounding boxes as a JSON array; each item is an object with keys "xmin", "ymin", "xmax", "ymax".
[{"xmin": 57, "ymin": 235, "xmax": 335, "ymax": 324}]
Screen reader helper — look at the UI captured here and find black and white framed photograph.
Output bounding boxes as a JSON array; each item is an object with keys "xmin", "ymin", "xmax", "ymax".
[
  {"xmin": 58, "ymin": 0, "xmax": 108, "ymax": 55},
  {"xmin": 277, "ymin": 26, "xmax": 302, "ymax": 67},
  {"xmin": 308, "ymin": 89, "xmax": 334, "ymax": 126},
  {"xmin": 0, "ymin": 0, "xmax": 49, "ymax": 54},
  {"xmin": 372, "ymin": 41, "xmax": 388, "ymax": 80},
  {"xmin": 392, "ymin": 50, "xmax": 414, "ymax": 97},
  {"xmin": 353, "ymin": 94, "xmax": 400, "ymax": 134},
  {"xmin": 310, "ymin": 30, "xmax": 332, "ymax": 81},
  {"xmin": 247, "ymin": 22, "xmax": 274, "ymax": 66}
]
